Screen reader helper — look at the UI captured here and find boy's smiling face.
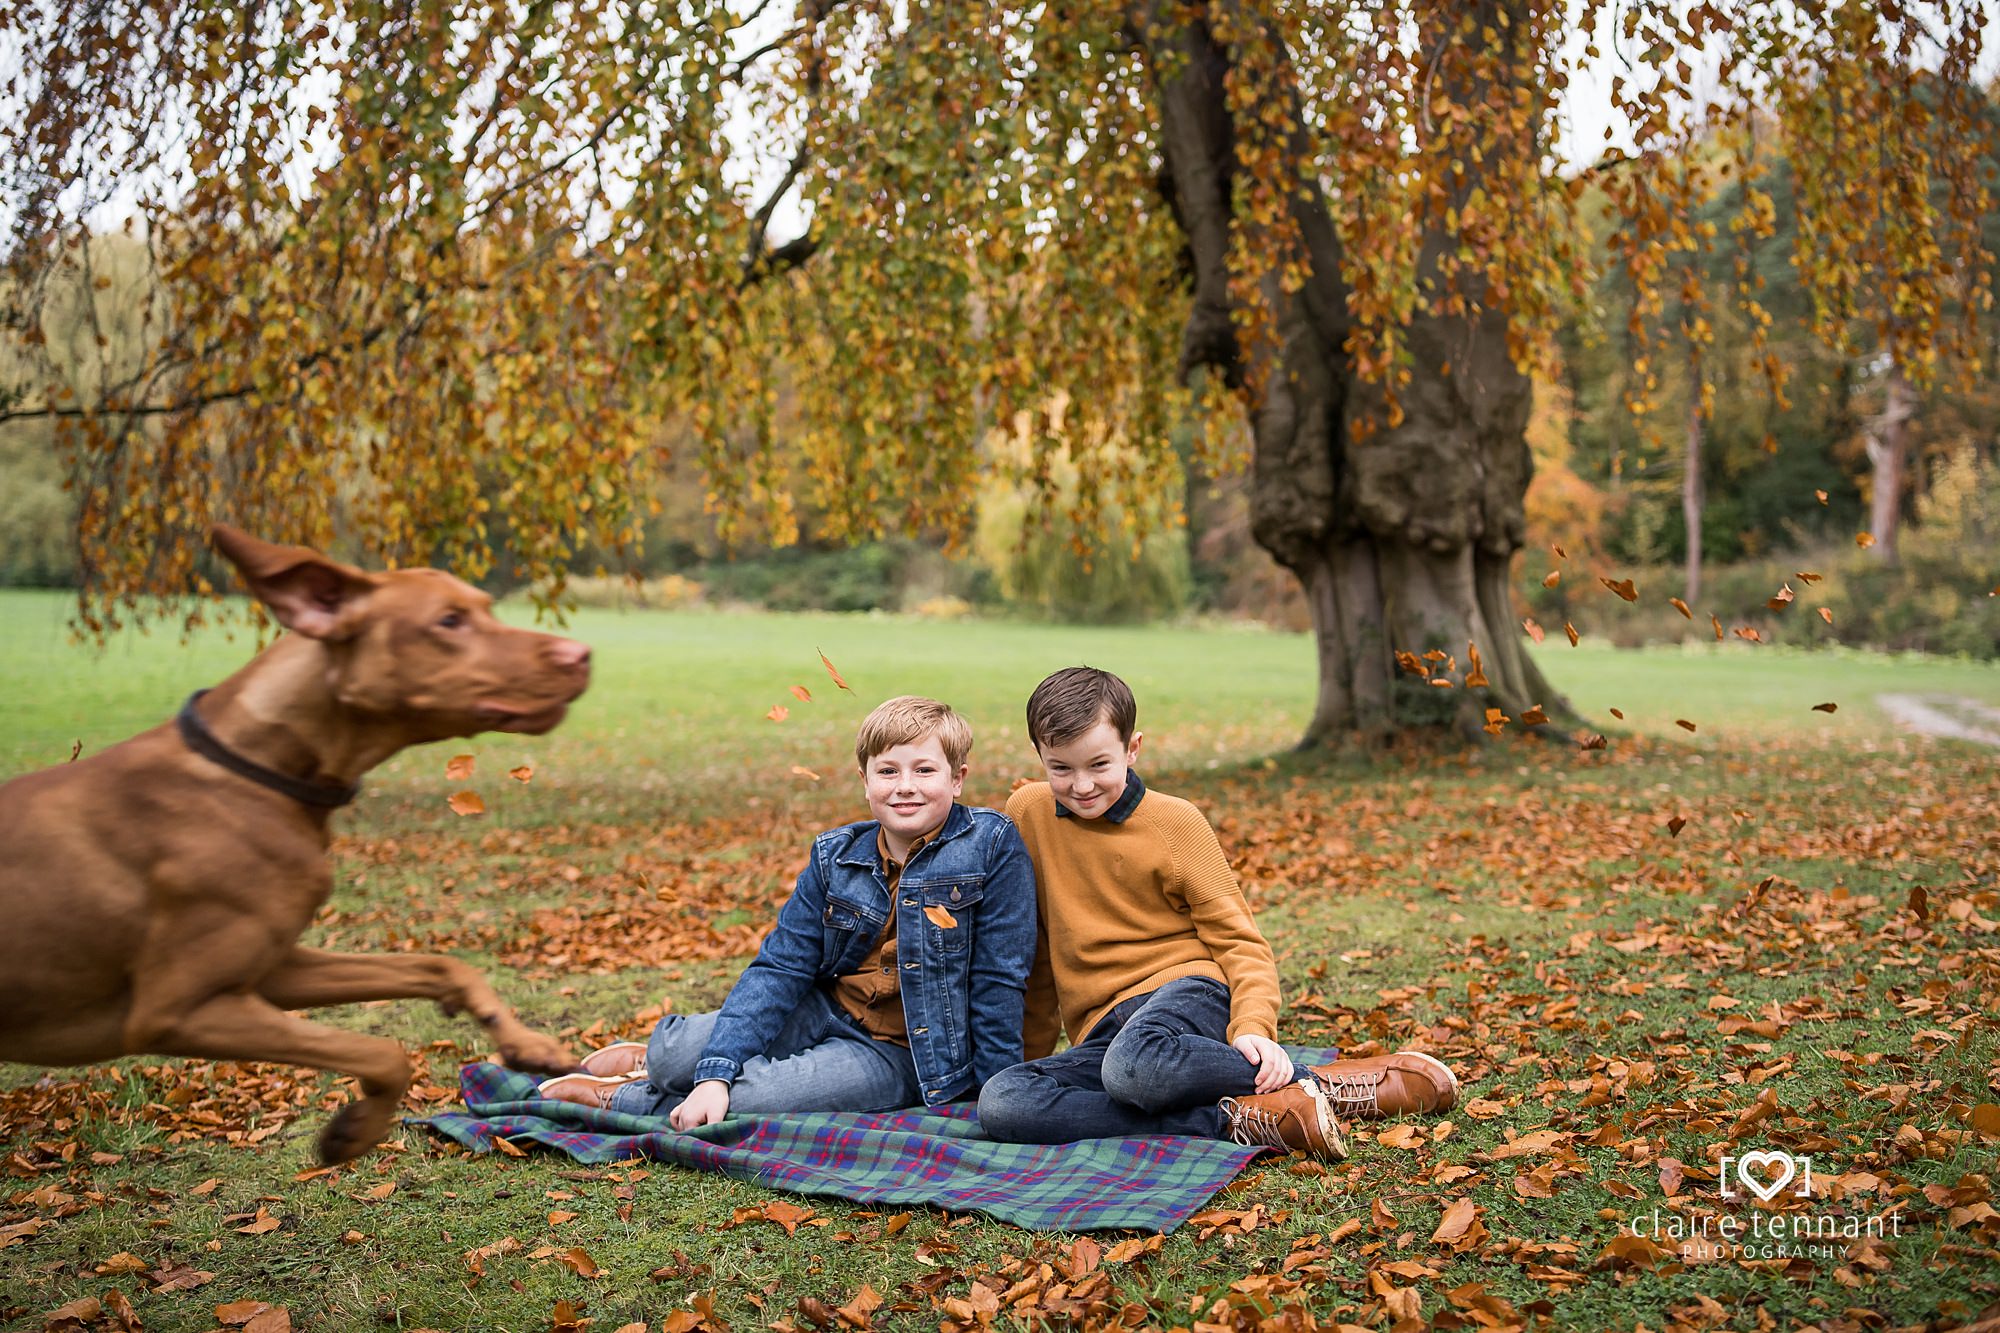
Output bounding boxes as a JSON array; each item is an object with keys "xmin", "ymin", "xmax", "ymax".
[
  {"xmin": 863, "ymin": 734, "xmax": 965, "ymax": 859},
  {"xmin": 1035, "ymin": 717, "xmax": 1143, "ymax": 820}
]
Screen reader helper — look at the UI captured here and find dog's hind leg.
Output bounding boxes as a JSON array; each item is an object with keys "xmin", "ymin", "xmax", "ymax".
[{"xmin": 256, "ymin": 947, "xmax": 576, "ymax": 1076}]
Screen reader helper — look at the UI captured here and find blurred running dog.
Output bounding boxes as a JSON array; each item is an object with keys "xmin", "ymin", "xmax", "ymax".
[{"xmin": 0, "ymin": 527, "xmax": 590, "ymax": 1162}]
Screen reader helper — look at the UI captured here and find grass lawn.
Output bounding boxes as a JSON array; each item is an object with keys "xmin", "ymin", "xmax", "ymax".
[{"xmin": 2, "ymin": 588, "xmax": 1997, "ymax": 1332}]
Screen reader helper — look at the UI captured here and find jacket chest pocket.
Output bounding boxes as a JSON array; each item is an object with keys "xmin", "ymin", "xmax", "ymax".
[
  {"xmin": 822, "ymin": 896, "xmax": 881, "ymax": 969},
  {"xmin": 912, "ymin": 879, "xmax": 983, "ymax": 953}
]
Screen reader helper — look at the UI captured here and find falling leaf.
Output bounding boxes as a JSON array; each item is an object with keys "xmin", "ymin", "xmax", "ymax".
[
  {"xmin": 1520, "ymin": 705, "xmax": 1549, "ymax": 726},
  {"xmin": 1856, "ymin": 532, "xmax": 1875, "ymax": 548},
  {"xmin": 1522, "ymin": 617, "xmax": 1545, "ymax": 644},
  {"xmin": 1609, "ymin": 708, "xmax": 1625, "ymax": 720},
  {"xmin": 1465, "ymin": 643, "xmax": 1488, "ymax": 688},
  {"xmin": 447, "ymin": 790, "xmax": 485, "ymax": 817},
  {"xmin": 1818, "ymin": 607, "xmax": 1833, "ymax": 624},
  {"xmin": 923, "ymin": 905, "xmax": 958, "ymax": 930},
  {"xmin": 790, "ymin": 765, "xmax": 821, "ymax": 782},
  {"xmin": 1666, "ymin": 816, "xmax": 1688, "ymax": 838},
  {"xmin": 1812, "ymin": 702, "xmax": 1838, "ymax": 713},
  {"xmin": 1675, "ymin": 719, "xmax": 1697, "ymax": 732},
  {"xmin": 1815, "ymin": 489, "xmax": 1829, "ymax": 504},
  {"xmin": 1579, "ymin": 733, "xmax": 1608, "ymax": 751},
  {"xmin": 1483, "ymin": 708, "xmax": 1509, "ymax": 736},
  {"xmin": 1710, "ymin": 613, "xmax": 1724, "ymax": 640},
  {"xmin": 1553, "ymin": 543, "xmax": 1568, "ymax": 559},
  {"xmin": 508, "ymin": 765, "xmax": 534, "ymax": 783},
  {"xmin": 1542, "ymin": 570, "xmax": 1561, "ymax": 588},
  {"xmin": 1564, "ymin": 621, "xmax": 1579, "ymax": 647},
  {"xmin": 1797, "ymin": 570, "xmax": 1823, "ymax": 583},
  {"xmin": 818, "ymin": 649, "xmax": 854, "ymax": 692},
  {"xmin": 445, "ymin": 754, "xmax": 475, "ymax": 780},
  {"xmin": 1767, "ymin": 584, "xmax": 1795, "ymax": 610},
  {"xmin": 790, "ymin": 685, "xmax": 813, "ymax": 703},
  {"xmin": 1601, "ymin": 577, "xmax": 1638, "ymax": 601},
  {"xmin": 68, "ymin": 739, "xmax": 82, "ymax": 762},
  {"xmin": 1669, "ymin": 597, "xmax": 1692, "ymax": 619},
  {"xmin": 765, "ymin": 705, "xmax": 790, "ymax": 723},
  {"xmin": 1734, "ymin": 626, "xmax": 1763, "ymax": 643}
]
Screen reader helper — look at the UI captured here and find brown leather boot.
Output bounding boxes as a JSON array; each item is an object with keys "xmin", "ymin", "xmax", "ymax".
[
  {"xmin": 1218, "ymin": 1080, "xmax": 1349, "ymax": 1159},
  {"xmin": 1306, "ymin": 1051, "xmax": 1459, "ymax": 1117}
]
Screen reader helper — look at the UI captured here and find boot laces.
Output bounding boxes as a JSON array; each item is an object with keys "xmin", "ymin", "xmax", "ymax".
[
  {"xmin": 1221, "ymin": 1099, "xmax": 1296, "ymax": 1151},
  {"xmin": 1317, "ymin": 1072, "xmax": 1381, "ymax": 1114}
]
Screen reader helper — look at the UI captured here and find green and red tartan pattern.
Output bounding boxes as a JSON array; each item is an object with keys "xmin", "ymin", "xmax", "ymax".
[{"xmin": 417, "ymin": 1057, "xmax": 1329, "ymax": 1233}]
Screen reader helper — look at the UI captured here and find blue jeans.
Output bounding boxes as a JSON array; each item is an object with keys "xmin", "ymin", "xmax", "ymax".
[
  {"xmin": 976, "ymin": 976, "xmax": 1258, "ymax": 1142},
  {"xmin": 608, "ymin": 987, "xmax": 922, "ymax": 1119}
]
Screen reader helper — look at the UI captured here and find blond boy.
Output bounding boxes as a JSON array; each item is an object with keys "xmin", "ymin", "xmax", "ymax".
[{"xmin": 541, "ymin": 697, "xmax": 1037, "ymax": 1122}]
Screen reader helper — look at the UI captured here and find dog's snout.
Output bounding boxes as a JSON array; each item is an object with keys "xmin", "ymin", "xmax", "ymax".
[{"xmin": 548, "ymin": 638, "xmax": 591, "ymax": 670}]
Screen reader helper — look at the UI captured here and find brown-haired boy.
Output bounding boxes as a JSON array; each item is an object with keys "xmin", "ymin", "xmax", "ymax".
[
  {"xmin": 540, "ymin": 696, "xmax": 1037, "ymax": 1125},
  {"xmin": 977, "ymin": 666, "xmax": 1457, "ymax": 1158}
]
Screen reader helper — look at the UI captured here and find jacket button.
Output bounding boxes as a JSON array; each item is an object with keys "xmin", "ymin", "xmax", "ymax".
[
  {"xmin": 951, "ymin": 888, "xmax": 962, "ymax": 901},
  {"xmin": 904, "ymin": 961, "xmax": 919, "ymax": 969}
]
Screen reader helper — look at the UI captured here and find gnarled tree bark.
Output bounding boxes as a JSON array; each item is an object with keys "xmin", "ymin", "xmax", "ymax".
[{"xmin": 1133, "ymin": 0, "xmax": 1572, "ymax": 745}]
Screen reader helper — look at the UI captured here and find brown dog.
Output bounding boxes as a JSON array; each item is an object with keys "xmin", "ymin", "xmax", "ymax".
[{"xmin": 0, "ymin": 527, "xmax": 588, "ymax": 1162}]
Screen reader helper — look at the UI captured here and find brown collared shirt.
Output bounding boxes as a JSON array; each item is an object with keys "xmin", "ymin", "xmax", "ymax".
[{"xmin": 827, "ymin": 827, "xmax": 936, "ymax": 1045}]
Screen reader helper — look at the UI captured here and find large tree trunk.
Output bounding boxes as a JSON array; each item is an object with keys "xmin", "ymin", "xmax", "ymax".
[
  {"xmin": 1135, "ymin": 1, "xmax": 1571, "ymax": 745},
  {"xmin": 1865, "ymin": 367, "xmax": 1915, "ymax": 565}
]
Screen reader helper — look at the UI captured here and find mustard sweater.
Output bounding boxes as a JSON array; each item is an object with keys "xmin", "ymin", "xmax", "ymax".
[{"xmin": 1005, "ymin": 780, "xmax": 1281, "ymax": 1056}]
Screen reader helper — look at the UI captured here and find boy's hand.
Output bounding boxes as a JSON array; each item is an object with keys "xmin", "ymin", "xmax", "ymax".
[
  {"xmin": 1232, "ymin": 1034, "xmax": 1295, "ymax": 1093},
  {"xmin": 671, "ymin": 1079, "xmax": 732, "ymax": 1130}
]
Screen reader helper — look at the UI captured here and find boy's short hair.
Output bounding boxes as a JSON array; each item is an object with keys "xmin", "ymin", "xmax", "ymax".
[
  {"xmin": 1025, "ymin": 666, "xmax": 1136, "ymax": 750},
  {"xmin": 855, "ymin": 696, "xmax": 973, "ymax": 770}
]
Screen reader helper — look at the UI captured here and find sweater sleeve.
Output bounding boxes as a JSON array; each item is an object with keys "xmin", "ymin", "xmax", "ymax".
[{"xmin": 1163, "ymin": 800, "xmax": 1281, "ymax": 1043}]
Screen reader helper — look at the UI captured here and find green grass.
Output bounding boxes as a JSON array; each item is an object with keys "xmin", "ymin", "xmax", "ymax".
[{"xmin": 2, "ymin": 590, "xmax": 1998, "ymax": 1332}]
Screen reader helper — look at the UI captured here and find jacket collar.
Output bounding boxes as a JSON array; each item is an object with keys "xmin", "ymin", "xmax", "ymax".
[
  {"xmin": 1054, "ymin": 770, "xmax": 1146, "ymax": 824},
  {"xmin": 836, "ymin": 800, "xmax": 973, "ymax": 869}
]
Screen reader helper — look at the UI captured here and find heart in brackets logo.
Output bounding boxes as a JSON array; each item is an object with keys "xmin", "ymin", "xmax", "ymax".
[{"xmin": 1732, "ymin": 1149, "xmax": 1803, "ymax": 1202}]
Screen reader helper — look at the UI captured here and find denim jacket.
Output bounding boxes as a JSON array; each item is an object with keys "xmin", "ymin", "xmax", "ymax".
[{"xmin": 694, "ymin": 802, "xmax": 1037, "ymax": 1106}]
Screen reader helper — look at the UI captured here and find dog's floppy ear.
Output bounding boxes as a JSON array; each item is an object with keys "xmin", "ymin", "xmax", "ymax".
[{"xmin": 210, "ymin": 525, "xmax": 377, "ymax": 641}]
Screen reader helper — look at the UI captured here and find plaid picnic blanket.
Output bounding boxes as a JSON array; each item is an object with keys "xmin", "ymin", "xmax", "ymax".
[{"xmin": 416, "ymin": 1052, "xmax": 1336, "ymax": 1233}]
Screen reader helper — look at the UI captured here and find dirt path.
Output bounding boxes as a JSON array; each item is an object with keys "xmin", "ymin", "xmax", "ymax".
[{"xmin": 1874, "ymin": 693, "xmax": 2000, "ymax": 747}]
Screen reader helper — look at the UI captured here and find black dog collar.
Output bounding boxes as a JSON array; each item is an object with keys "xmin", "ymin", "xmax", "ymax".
[{"xmin": 174, "ymin": 690, "xmax": 360, "ymax": 809}]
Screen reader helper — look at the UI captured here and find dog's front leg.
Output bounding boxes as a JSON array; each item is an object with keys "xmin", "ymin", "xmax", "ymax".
[
  {"xmin": 256, "ymin": 946, "xmax": 577, "ymax": 1076},
  {"xmin": 125, "ymin": 987, "xmax": 413, "ymax": 1164}
]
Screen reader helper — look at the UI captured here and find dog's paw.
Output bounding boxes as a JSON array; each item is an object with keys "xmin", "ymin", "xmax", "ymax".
[
  {"xmin": 499, "ymin": 1031, "xmax": 579, "ymax": 1076},
  {"xmin": 317, "ymin": 1101, "xmax": 388, "ymax": 1165}
]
